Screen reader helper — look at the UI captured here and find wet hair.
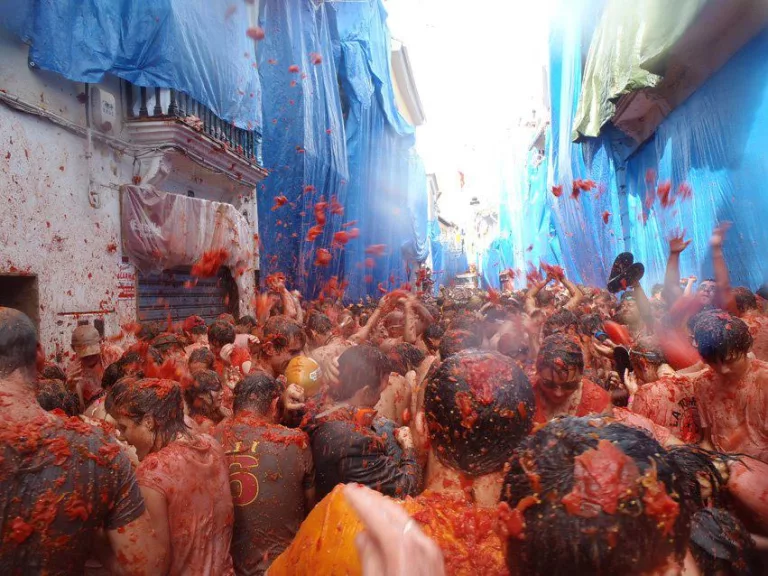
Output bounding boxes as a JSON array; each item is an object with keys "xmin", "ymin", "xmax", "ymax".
[
  {"xmin": 693, "ymin": 312, "xmax": 753, "ymax": 363},
  {"xmin": 306, "ymin": 312, "xmax": 332, "ymax": 336},
  {"xmin": 502, "ymin": 417, "xmax": 698, "ymax": 576},
  {"xmin": 217, "ymin": 313, "xmax": 237, "ymax": 326},
  {"xmin": 579, "ymin": 313, "xmax": 603, "ymax": 337},
  {"xmin": 651, "ymin": 283, "xmax": 664, "ymax": 297},
  {"xmin": 36, "ymin": 379, "xmax": 80, "ymax": 416},
  {"xmin": 188, "ymin": 347, "xmax": 215, "ymax": 370},
  {"xmin": 629, "ymin": 340, "xmax": 665, "ymax": 367},
  {"xmin": 687, "ymin": 305, "xmax": 718, "ymax": 334},
  {"xmin": 733, "ymin": 287, "xmax": 758, "ymax": 314},
  {"xmin": 262, "ymin": 315, "xmax": 306, "ymax": 351},
  {"xmin": 233, "ymin": 372, "xmax": 284, "ymax": 415},
  {"xmin": 0, "ymin": 308, "xmax": 38, "ymax": 377},
  {"xmin": 689, "ymin": 508, "xmax": 761, "ymax": 576},
  {"xmin": 424, "ymin": 350, "xmax": 534, "ymax": 477},
  {"xmin": 184, "ymin": 370, "xmax": 222, "ymax": 412},
  {"xmin": 439, "ymin": 329, "xmax": 481, "ymax": 359},
  {"xmin": 423, "ymin": 324, "xmax": 445, "ymax": 353},
  {"xmin": 542, "ymin": 309, "xmax": 579, "ymax": 338},
  {"xmin": 102, "ymin": 362, "xmax": 124, "ymax": 390},
  {"xmin": 387, "ymin": 343, "xmax": 425, "ymax": 376},
  {"xmin": 39, "ymin": 363, "xmax": 67, "ymax": 382},
  {"xmin": 237, "ymin": 315, "xmax": 257, "ymax": 330},
  {"xmin": 106, "ymin": 378, "xmax": 188, "ymax": 447},
  {"xmin": 536, "ymin": 333, "xmax": 584, "ymax": 374},
  {"xmin": 208, "ymin": 320, "xmax": 236, "ymax": 348},
  {"xmin": 137, "ymin": 322, "xmax": 160, "ymax": 342},
  {"xmin": 335, "ymin": 345, "xmax": 391, "ymax": 401}
]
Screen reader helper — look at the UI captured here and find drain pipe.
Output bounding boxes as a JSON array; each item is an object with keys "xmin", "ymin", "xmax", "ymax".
[{"xmin": 84, "ymin": 84, "xmax": 101, "ymax": 209}]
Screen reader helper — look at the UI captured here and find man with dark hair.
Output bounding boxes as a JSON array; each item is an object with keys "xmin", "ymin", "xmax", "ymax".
[
  {"xmin": 732, "ymin": 286, "xmax": 768, "ymax": 361},
  {"xmin": 422, "ymin": 323, "xmax": 444, "ymax": 355},
  {"xmin": 255, "ymin": 315, "xmax": 306, "ymax": 378},
  {"xmin": 500, "ymin": 417, "xmax": 708, "ymax": 575},
  {"xmin": 183, "ymin": 314, "xmax": 209, "ymax": 356},
  {"xmin": 541, "ymin": 308, "xmax": 579, "ymax": 339},
  {"xmin": 304, "ymin": 311, "xmax": 334, "ymax": 351},
  {"xmin": 188, "ymin": 346, "xmax": 216, "ymax": 374},
  {"xmin": 305, "ymin": 344, "xmax": 420, "ymax": 499},
  {"xmin": 214, "ymin": 372, "xmax": 315, "ymax": 575},
  {"xmin": 184, "ymin": 369, "xmax": 229, "ymax": 433},
  {"xmin": 151, "ymin": 332, "xmax": 186, "ymax": 363},
  {"xmin": 36, "ymin": 378, "xmax": 80, "ymax": 416},
  {"xmin": 106, "ymin": 377, "xmax": 235, "ymax": 574},
  {"xmin": 533, "ymin": 333, "xmax": 612, "ymax": 423},
  {"xmin": 270, "ymin": 349, "xmax": 535, "ymax": 575},
  {"xmin": 387, "ymin": 342, "xmax": 425, "ymax": 377},
  {"xmin": 693, "ymin": 312, "xmax": 768, "ymax": 462},
  {"xmin": 0, "ymin": 307, "xmax": 163, "ymax": 574},
  {"xmin": 438, "ymin": 328, "xmax": 481, "ymax": 358}
]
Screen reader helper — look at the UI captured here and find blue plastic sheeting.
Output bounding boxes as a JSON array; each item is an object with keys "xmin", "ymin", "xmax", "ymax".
[
  {"xmin": 545, "ymin": 0, "xmax": 628, "ymax": 288},
  {"xmin": 0, "ymin": 0, "xmax": 262, "ymax": 129},
  {"xmin": 332, "ymin": 0, "xmax": 429, "ymax": 301},
  {"xmin": 428, "ymin": 220, "xmax": 468, "ymax": 292},
  {"xmin": 255, "ymin": 0, "xmax": 349, "ymax": 297},
  {"xmin": 545, "ymin": 3, "xmax": 768, "ymax": 291},
  {"xmin": 548, "ymin": 0, "xmax": 768, "ymax": 289},
  {"xmin": 619, "ymin": 27, "xmax": 768, "ymax": 290}
]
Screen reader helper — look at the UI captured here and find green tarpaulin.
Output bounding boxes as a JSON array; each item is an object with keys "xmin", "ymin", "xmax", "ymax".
[{"xmin": 572, "ymin": 0, "xmax": 707, "ymax": 141}]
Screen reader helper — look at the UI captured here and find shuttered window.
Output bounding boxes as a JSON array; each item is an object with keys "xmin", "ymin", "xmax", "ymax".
[{"xmin": 137, "ymin": 267, "xmax": 238, "ymax": 324}]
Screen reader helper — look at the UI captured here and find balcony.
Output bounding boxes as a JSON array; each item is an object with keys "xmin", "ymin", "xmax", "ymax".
[{"xmin": 123, "ymin": 82, "xmax": 267, "ymax": 186}]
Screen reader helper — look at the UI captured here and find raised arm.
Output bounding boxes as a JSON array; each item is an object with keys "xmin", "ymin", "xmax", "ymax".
[
  {"xmin": 561, "ymin": 277, "xmax": 584, "ymax": 311},
  {"xmin": 525, "ymin": 276, "xmax": 552, "ymax": 314},
  {"xmin": 663, "ymin": 234, "xmax": 691, "ymax": 304},
  {"xmin": 710, "ymin": 223, "xmax": 737, "ymax": 314}
]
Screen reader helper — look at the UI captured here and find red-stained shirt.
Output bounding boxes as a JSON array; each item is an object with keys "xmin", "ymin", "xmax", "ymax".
[
  {"xmin": 533, "ymin": 378, "xmax": 612, "ymax": 425},
  {"xmin": 743, "ymin": 312, "xmax": 768, "ymax": 362},
  {"xmin": 137, "ymin": 435, "xmax": 235, "ymax": 576},
  {"xmin": 695, "ymin": 361, "xmax": 768, "ymax": 463},
  {"xmin": 632, "ymin": 375, "xmax": 701, "ymax": 443}
]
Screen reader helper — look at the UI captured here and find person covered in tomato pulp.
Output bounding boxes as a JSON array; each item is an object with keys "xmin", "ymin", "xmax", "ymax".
[
  {"xmin": 214, "ymin": 372, "xmax": 315, "ymax": 575},
  {"xmin": 532, "ymin": 333, "xmax": 612, "ymax": 424},
  {"xmin": 270, "ymin": 349, "xmax": 535, "ymax": 576},
  {"xmin": 0, "ymin": 308, "xmax": 163, "ymax": 575},
  {"xmin": 105, "ymin": 376, "xmax": 235, "ymax": 576}
]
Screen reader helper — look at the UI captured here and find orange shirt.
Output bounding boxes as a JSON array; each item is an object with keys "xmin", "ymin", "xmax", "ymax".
[{"xmin": 268, "ymin": 486, "xmax": 508, "ymax": 576}]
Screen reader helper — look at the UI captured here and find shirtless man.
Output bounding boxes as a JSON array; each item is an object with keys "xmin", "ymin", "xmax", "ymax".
[{"xmin": 693, "ymin": 311, "xmax": 768, "ymax": 463}]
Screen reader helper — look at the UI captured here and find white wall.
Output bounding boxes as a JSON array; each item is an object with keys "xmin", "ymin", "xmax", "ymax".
[{"xmin": 0, "ymin": 29, "xmax": 259, "ymax": 362}]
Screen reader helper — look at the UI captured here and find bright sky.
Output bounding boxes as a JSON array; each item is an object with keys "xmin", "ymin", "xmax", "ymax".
[{"xmin": 384, "ymin": 1, "xmax": 551, "ymax": 227}]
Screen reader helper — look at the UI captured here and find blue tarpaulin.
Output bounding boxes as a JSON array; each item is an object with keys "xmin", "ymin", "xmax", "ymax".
[
  {"xmin": 255, "ymin": 0, "xmax": 349, "ymax": 297},
  {"xmin": 1, "ymin": 0, "xmax": 262, "ymax": 129},
  {"xmin": 331, "ymin": 0, "xmax": 429, "ymax": 300},
  {"xmin": 544, "ymin": 0, "xmax": 768, "ymax": 291}
]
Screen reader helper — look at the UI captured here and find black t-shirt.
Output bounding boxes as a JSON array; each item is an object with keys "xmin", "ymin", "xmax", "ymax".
[
  {"xmin": 215, "ymin": 415, "xmax": 314, "ymax": 576},
  {"xmin": 0, "ymin": 412, "xmax": 145, "ymax": 575},
  {"xmin": 304, "ymin": 406, "xmax": 421, "ymax": 500}
]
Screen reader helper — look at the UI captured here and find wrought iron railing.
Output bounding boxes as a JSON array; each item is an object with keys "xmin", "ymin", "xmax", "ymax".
[{"xmin": 124, "ymin": 83, "xmax": 263, "ymax": 165}]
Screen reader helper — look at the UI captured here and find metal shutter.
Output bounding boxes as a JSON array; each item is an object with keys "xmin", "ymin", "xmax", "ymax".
[{"xmin": 137, "ymin": 267, "xmax": 238, "ymax": 324}]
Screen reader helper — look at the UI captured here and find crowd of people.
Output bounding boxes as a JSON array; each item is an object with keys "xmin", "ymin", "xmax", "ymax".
[{"xmin": 2, "ymin": 224, "xmax": 768, "ymax": 575}]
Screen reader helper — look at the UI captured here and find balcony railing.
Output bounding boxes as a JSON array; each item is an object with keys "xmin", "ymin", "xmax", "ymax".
[{"xmin": 124, "ymin": 83, "xmax": 263, "ymax": 166}]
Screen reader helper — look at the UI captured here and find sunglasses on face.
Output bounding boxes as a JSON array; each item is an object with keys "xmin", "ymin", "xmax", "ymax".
[{"xmin": 540, "ymin": 379, "xmax": 580, "ymax": 392}]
